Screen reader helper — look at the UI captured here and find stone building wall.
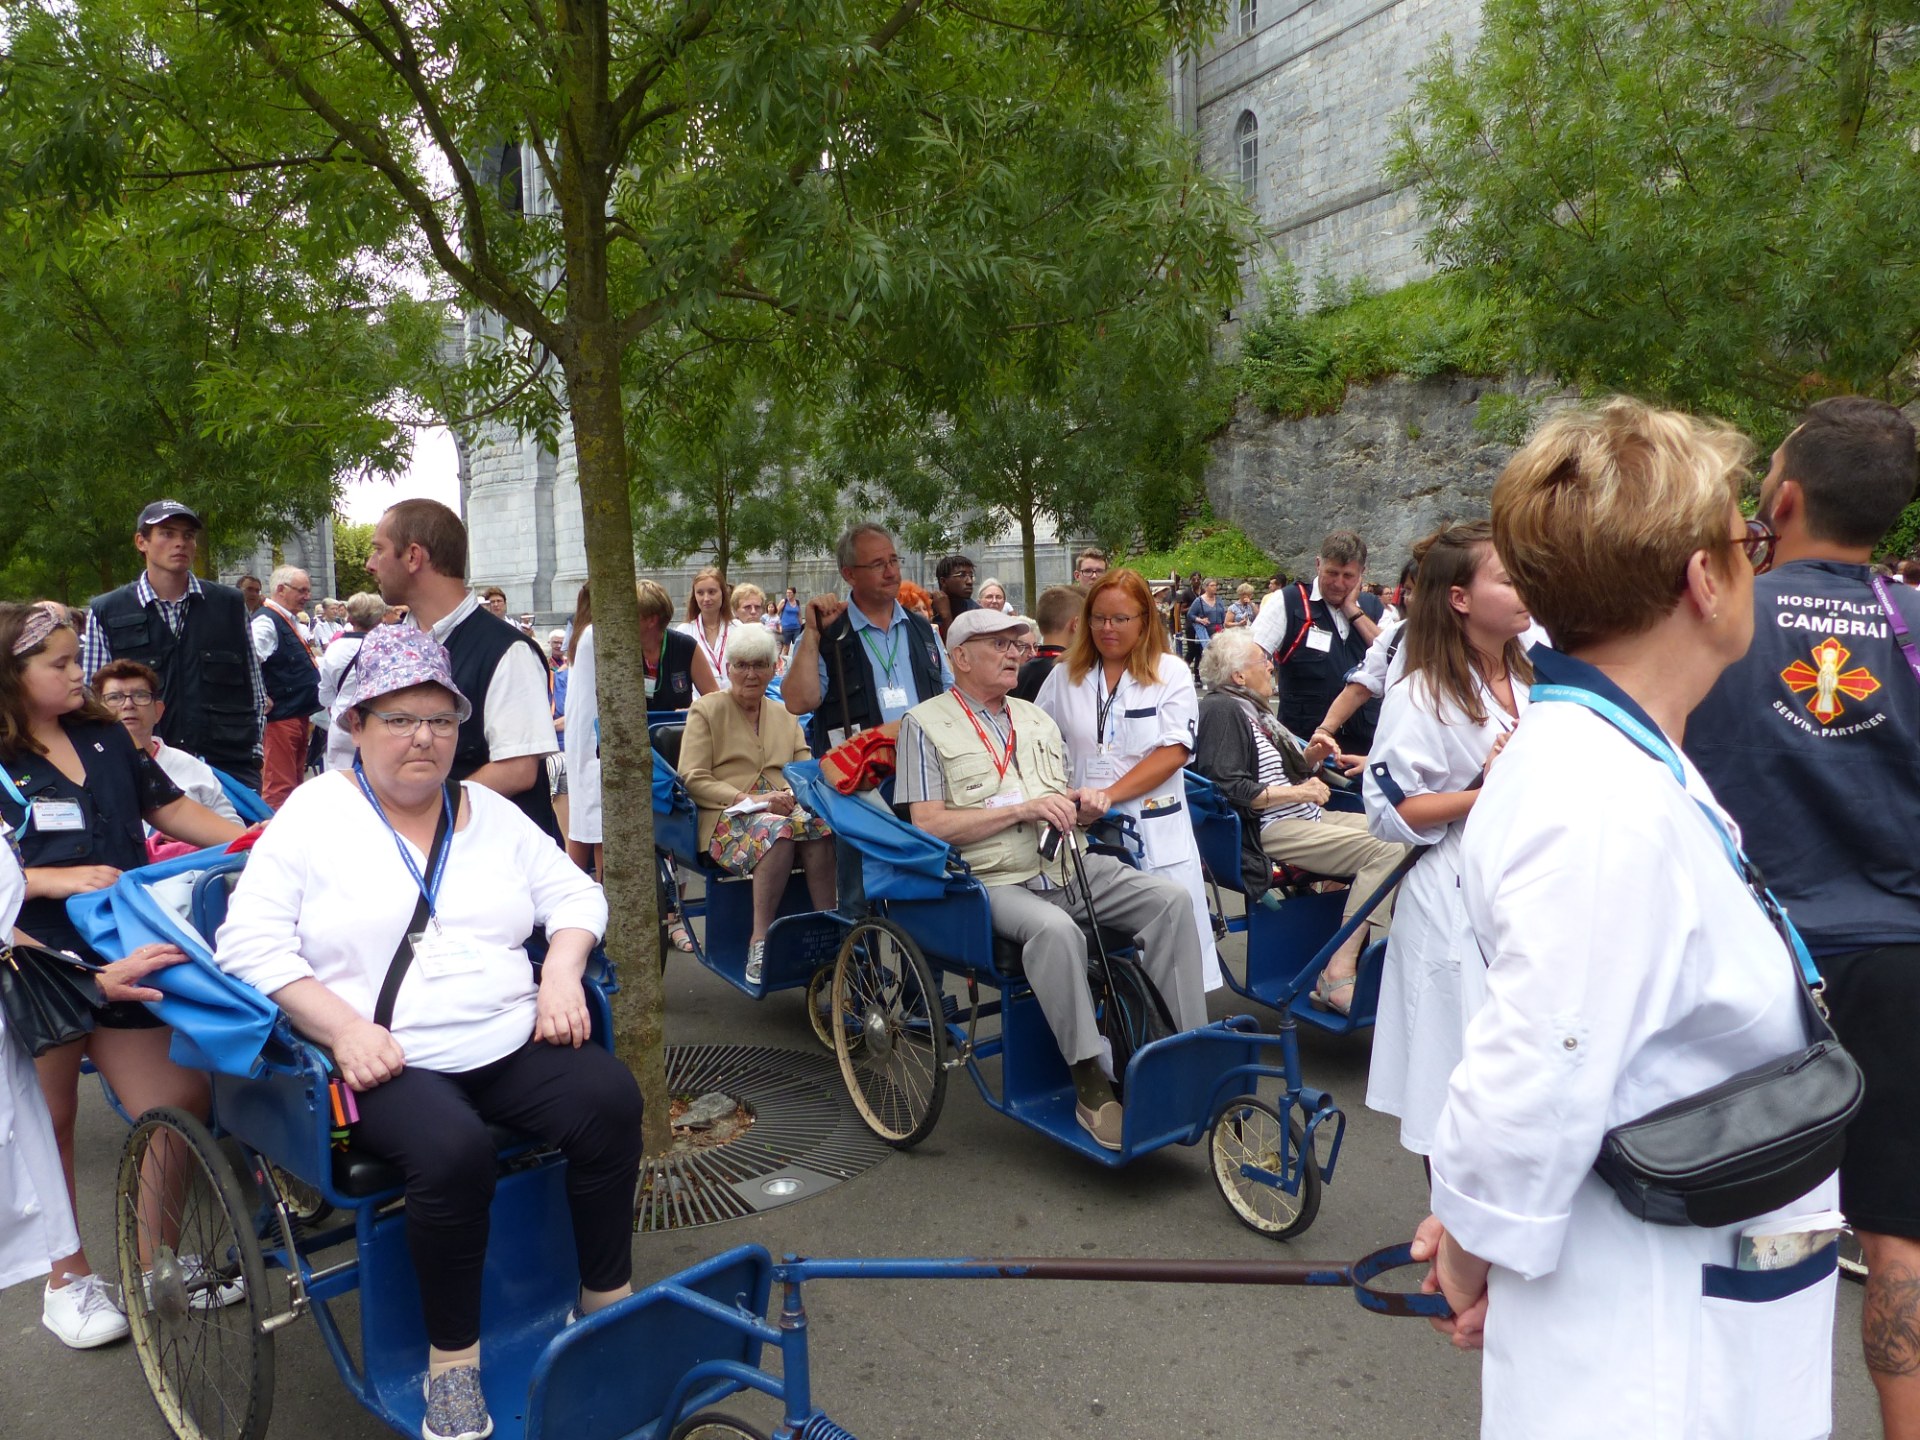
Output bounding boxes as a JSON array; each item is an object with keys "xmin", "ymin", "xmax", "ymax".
[{"xmin": 1178, "ymin": 0, "xmax": 1482, "ymax": 297}]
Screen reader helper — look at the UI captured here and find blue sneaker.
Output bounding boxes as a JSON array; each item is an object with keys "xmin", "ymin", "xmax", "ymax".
[{"xmin": 422, "ymin": 1366, "xmax": 492, "ymax": 1440}]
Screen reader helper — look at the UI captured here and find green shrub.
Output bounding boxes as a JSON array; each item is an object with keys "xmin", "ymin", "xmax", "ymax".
[
  {"xmin": 1239, "ymin": 265, "xmax": 1514, "ymax": 419},
  {"xmin": 1119, "ymin": 521, "xmax": 1276, "ymax": 582},
  {"xmin": 1472, "ymin": 392, "xmax": 1535, "ymax": 446}
]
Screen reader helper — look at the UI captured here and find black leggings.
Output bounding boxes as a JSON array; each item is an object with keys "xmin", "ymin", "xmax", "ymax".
[{"xmin": 351, "ymin": 1041, "xmax": 644, "ymax": 1350}]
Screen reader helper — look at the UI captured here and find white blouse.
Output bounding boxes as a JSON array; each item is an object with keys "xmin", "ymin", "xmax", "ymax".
[
  {"xmin": 214, "ymin": 772, "xmax": 607, "ymax": 1074},
  {"xmin": 676, "ymin": 618, "xmax": 744, "ymax": 693}
]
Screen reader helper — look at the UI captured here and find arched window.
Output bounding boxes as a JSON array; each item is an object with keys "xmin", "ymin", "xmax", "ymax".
[
  {"xmin": 1236, "ymin": 111, "xmax": 1259, "ymax": 204},
  {"xmin": 1236, "ymin": 0, "xmax": 1258, "ymax": 36}
]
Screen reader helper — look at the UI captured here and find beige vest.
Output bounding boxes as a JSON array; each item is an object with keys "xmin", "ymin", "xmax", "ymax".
[{"xmin": 914, "ymin": 690, "xmax": 1072, "ymax": 888}]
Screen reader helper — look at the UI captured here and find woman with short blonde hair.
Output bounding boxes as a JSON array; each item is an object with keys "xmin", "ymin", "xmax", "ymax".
[{"xmin": 1414, "ymin": 399, "xmax": 1838, "ymax": 1437}]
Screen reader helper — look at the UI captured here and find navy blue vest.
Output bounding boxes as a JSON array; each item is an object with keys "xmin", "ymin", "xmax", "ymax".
[
  {"xmin": 443, "ymin": 606, "xmax": 561, "ymax": 844},
  {"xmin": 260, "ymin": 606, "xmax": 320, "ymax": 722},
  {"xmin": 1274, "ymin": 584, "xmax": 1383, "ymax": 751},
  {"xmin": 808, "ymin": 606, "xmax": 943, "ymax": 756},
  {"xmin": 88, "ymin": 579, "xmax": 259, "ymax": 771},
  {"xmin": 1687, "ymin": 560, "xmax": 1920, "ymax": 952}
]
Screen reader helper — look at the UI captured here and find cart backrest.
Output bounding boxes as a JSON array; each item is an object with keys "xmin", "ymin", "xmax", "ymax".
[{"xmin": 1184, "ymin": 769, "xmax": 1251, "ymax": 897}]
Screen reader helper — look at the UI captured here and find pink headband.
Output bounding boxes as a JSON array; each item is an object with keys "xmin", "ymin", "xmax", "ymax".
[{"xmin": 12, "ymin": 602, "xmax": 69, "ymax": 657}]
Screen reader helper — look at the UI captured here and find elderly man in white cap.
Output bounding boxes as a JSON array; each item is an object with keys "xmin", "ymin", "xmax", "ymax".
[
  {"xmin": 893, "ymin": 608, "xmax": 1207, "ymax": 1151},
  {"xmin": 214, "ymin": 624, "xmax": 641, "ymax": 1440}
]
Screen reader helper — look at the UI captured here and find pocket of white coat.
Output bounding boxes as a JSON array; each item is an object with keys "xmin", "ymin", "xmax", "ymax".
[{"xmin": 1693, "ymin": 1243, "xmax": 1837, "ymax": 1440}]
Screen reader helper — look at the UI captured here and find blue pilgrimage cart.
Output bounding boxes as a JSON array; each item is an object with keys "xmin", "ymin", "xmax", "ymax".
[{"xmin": 786, "ymin": 761, "xmax": 1353, "ymax": 1239}]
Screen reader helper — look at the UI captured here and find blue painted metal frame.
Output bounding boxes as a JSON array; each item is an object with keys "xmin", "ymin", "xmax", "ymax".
[{"xmin": 1184, "ymin": 769, "xmax": 1418, "ymax": 1036}]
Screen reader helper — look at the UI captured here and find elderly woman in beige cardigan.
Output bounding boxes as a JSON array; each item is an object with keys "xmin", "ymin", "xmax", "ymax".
[{"xmin": 678, "ymin": 624, "xmax": 836, "ymax": 981}]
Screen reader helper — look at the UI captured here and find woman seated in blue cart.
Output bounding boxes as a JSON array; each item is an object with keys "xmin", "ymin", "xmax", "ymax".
[
  {"xmin": 677, "ymin": 625, "xmax": 835, "ymax": 984},
  {"xmin": 215, "ymin": 625, "xmax": 643, "ymax": 1440}
]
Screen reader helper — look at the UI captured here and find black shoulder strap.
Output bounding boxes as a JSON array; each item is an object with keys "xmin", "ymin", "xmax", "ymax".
[
  {"xmin": 1384, "ymin": 625, "xmax": 1405, "ymax": 665},
  {"xmin": 373, "ymin": 780, "xmax": 457, "ymax": 1030}
]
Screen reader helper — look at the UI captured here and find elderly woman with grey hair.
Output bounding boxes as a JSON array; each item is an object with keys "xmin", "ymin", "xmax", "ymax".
[
  {"xmin": 677, "ymin": 624, "xmax": 836, "ymax": 983},
  {"xmin": 1191, "ymin": 628, "xmax": 1406, "ymax": 1014}
]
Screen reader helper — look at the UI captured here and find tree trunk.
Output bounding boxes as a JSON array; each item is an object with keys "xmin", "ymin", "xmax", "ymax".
[
  {"xmin": 565, "ymin": 321, "xmax": 672, "ymax": 1159},
  {"xmin": 1019, "ymin": 503, "xmax": 1037, "ymax": 611}
]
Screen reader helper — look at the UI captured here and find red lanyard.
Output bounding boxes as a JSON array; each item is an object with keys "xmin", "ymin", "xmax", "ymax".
[
  {"xmin": 697, "ymin": 619, "xmax": 727, "ymax": 674},
  {"xmin": 950, "ymin": 688, "xmax": 1015, "ymax": 780}
]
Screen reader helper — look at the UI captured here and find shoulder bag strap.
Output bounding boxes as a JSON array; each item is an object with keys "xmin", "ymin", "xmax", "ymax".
[
  {"xmin": 0, "ymin": 766, "xmax": 28, "ymax": 839},
  {"xmin": 372, "ymin": 780, "xmax": 457, "ymax": 1031},
  {"xmin": 1870, "ymin": 575, "xmax": 1920, "ymax": 688}
]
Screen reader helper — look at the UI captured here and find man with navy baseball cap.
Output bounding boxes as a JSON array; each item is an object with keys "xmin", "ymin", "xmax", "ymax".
[{"xmin": 83, "ymin": 498, "xmax": 266, "ymax": 790}]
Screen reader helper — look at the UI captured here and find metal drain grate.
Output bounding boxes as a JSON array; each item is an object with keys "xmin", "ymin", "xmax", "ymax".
[{"xmin": 636, "ymin": 1043, "xmax": 893, "ymax": 1231}]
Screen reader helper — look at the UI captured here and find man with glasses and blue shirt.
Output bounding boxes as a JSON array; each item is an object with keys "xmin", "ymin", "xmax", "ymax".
[{"xmin": 782, "ymin": 522, "xmax": 952, "ymax": 756}]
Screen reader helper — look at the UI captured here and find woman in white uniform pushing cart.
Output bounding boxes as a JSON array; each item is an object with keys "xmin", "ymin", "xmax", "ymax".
[
  {"xmin": 1360, "ymin": 519, "xmax": 1534, "ymax": 1160},
  {"xmin": 1415, "ymin": 398, "xmax": 1844, "ymax": 1439},
  {"xmin": 1037, "ymin": 569, "xmax": 1222, "ymax": 992}
]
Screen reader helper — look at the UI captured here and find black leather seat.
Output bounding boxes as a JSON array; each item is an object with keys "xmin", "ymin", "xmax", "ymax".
[
  {"xmin": 332, "ymin": 1122, "xmax": 534, "ymax": 1199},
  {"xmin": 651, "ymin": 723, "xmax": 686, "ymax": 770},
  {"xmin": 990, "ymin": 925, "xmax": 1137, "ymax": 978}
]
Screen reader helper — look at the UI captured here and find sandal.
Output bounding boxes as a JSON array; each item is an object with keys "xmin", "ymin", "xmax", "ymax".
[
  {"xmin": 1309, "ymin": 972, "xmax": 1356, "ymax": 1015},
  {"xmin": 667, "ymin": 917, "xmax": 695, "ymax": 953}
]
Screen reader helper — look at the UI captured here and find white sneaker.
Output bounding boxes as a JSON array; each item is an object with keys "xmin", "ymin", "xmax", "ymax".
[
  {"xmin": 142, "ymin": 1253, "xmax": 247, "ymax": 1311},
  {"xmin": 744, "ymin": 939, "xmax": 767, "ymax": 986},
  {"xmin": 42, "ymin": 1273, "xmax": 130, "ymax": 1349}
]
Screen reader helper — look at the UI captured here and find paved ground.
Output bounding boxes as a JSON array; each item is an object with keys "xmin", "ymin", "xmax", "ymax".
[{"xmin": 0, "ymin": 923, "xmax": 1883, "ymax": 1439}]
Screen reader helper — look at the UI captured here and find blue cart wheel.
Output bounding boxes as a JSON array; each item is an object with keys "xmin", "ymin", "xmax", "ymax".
[
  {"xmin": 116, "ymin": 1107, "xmax": 275, "ymax": 1440},
  {"xmin": 669, "ymin": 1413, "xmax": 771, "ymax": 1440},
  {"xmin": 831, "ymin": 917, "xmax": 948, "ymax": 1147},
  {"xmin": 1209, "ymin": 1095, "xmax": 1322, "ymax": 1241}
]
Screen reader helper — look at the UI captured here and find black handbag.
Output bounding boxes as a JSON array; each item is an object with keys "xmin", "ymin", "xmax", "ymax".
[
  {"xmin": 1534, "ymin": 683, "xmax": 1865, "ymax": 1230},
  {"xmin": 0, "ymin": 942, "xmax": 103, "ymax": 1057}
]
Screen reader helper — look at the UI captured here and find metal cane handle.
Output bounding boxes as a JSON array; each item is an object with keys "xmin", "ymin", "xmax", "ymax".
[{"xmin": 1347, "ymin": 1242, "xmax": 1453, "ymax": 1318}]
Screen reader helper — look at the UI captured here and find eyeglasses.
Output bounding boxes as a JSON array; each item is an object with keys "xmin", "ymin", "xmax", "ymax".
[
  {"xmin": 729, "ymin": 659, "xmax": 775, "ymax": 672},
  {"xmin": 1091, "ymin": 612, "xmax": 1142, "ymax": 629},
  {"xmin": 971, "ymin": 636, "xmax": 1027, "ymax": 654},
  {"xmin": 1735, "ymin": 518, "xmax": 1777, "ymax": 573},
  {"xmin": 101, "ymin": 690, "xmax": 156, "ymax": 709},
  {"xmin": 1075, "ymin": 565, "xmax": 1106, "ymax": 580},
  {"xmin": 366, "ymin": 710, "xmax": 461, "ymax": 738},
  {"xmin": 847, "ymin": 554, "xmax": 903, "ymax": 574}
]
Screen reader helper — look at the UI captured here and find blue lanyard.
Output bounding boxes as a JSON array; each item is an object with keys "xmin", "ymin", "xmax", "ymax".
[
  {"xmin": 353, "ymin": 759, "xmax": 454, "ymax": 921},
  {"xmin": 0, "ymin": 768, "xmax": 27, "ymax": 840},
  {"xmin": 1532, "ymin": 683, "xmax": 1824, "ymax": 992}
]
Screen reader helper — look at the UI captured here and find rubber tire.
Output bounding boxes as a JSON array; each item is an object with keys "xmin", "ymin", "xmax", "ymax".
[
  {"xmin": 1209, "ymin": 1094, "xmax": 1323, "ymax": 1241},
  {"xmin": 804, "ymin": 962, "xmax": 837, "ymax": 1050},
  {"xmin": 117, "ymin": 1106, "xmax": 276, "ymax": 1440},
  {"xmin": 831, "ymin": 916, "xmax": 948, "ymax": 1147},
  {"xmin": 669, "ymin": 1413, "xmax": 772, "ymax": 1440}
]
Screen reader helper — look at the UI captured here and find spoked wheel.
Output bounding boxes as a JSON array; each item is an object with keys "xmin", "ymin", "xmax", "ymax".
[
  {"xmin": 804, "ymin": 963, "xmax": 838, "ymax": 1050},
  {"xmin": 1209, "ymin": 1095, "xmax": 1322, "ymax": 1241},
  {"xmin": 117, "ymin": 1107, "xmax": 275, "ymax": 1440},
  {"xmin": 831, "ymin": 917, "xmax": 947, "ymax": 1147},
  {"xmin": 669, "ymin": 1413, "xmax": 772, "ymax": 1440}
]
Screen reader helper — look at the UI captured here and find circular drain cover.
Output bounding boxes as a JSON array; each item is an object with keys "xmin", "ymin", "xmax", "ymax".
[{"xmin": 636, "ymin": 1044, "xmax": 892, "ymax": 1230}]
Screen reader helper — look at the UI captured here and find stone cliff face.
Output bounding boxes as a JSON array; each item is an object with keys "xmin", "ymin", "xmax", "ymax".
[{"xmin": 1204, "ymin": 373, "xmax": 1574, "ymax": 578}]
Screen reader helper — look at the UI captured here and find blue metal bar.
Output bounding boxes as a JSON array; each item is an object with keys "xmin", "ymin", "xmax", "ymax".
[
  {"xmin": 649, "ymin": 1281, "xmax": 783, "ymax": 1346},
  {"xmin": 655, "ymin": 1359, "xmax": 788, "ymax": 1439}
]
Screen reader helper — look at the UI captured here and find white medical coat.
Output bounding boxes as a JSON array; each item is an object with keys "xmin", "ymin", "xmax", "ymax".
[
  {"xmin": 1434, "ymin": 697, "xmax": 1838, "ymax": 1440},
  {"xmin": 1036, "ymin": 653, "xmax": 1222, "ymax": 990},
  {"xmin": 563, "ymin": 624, "xmax": 602, "ymax": 845},
  {"xmin": 0, "ymin": 847, "xmax": 81, "ymax": 1290},
  {"xmin": 1362, "ymin": 667, "xmax": 1528, "ymax": 1154}
]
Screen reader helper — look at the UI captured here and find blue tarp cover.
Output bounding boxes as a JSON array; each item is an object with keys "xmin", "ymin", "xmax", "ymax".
[
  {"xmin": 66, "ymin": 846, "xmax": 283, "ymax": 1078},
  {"xmin": 785, "ymin": 760, "xmax": 956, "ymax": 902}
]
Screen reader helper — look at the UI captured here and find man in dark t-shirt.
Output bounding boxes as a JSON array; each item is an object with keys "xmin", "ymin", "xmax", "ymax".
[{"xmin": 1686, "ymin": 397, "xmax": 1920, "ymax": 1439}]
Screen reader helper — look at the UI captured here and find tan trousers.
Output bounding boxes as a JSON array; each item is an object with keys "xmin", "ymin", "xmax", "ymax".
[{"xmin": 1258, "ymin": 809, "xmax": 1406, "ymax": 938}]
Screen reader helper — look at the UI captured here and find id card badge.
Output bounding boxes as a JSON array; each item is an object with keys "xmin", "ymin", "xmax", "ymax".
[
  {"xmin": 879, "ymin": 684, "xmax": 910, "ymax": 713},
  {"xmin": 983, "ymin": 788, "xmax": 1025, "ymax": 809},
  {"xmin": 644, "ymin": 675, "xmax": 658, "ymax": 698},
  {"xmin": 409, "ymin": 925, "xmax": 483, "ymax": 979},
  {"xmin": 30, "ymin": 798, "xmax": 85, "ymax": 832},
  {"xmin": 1081, "ymin": 753, "xmax": 1123, "ymax": 787},
  {"xmin": 1304, "ymin": 627, "xmax": 1334, "ymax": 654}
]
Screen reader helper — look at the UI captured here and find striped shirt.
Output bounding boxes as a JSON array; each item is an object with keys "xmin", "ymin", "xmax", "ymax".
[{"xmin": 1251, "ymin": 715, "xmax": 1321, "ymax": 825}]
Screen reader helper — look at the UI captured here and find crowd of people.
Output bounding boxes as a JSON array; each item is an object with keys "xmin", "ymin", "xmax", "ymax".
[{"xmin": 1, "ymin": 390, "xmax": 1918, "ymax": 1440}]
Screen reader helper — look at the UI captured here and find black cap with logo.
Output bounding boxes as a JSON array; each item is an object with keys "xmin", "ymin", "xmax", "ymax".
[{"xmin": 138, "ymin": 499, "xmax": 203, "ymax": 531}]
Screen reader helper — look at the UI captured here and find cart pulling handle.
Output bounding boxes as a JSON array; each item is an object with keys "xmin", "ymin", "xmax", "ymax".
[{"xmin": 777, "ymin": 1242, "xmax": 1451, "ymax": 1319}]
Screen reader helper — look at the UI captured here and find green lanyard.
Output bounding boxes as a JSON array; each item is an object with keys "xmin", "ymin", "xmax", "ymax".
[{"xmin": 859, "ymin": 623, "xmax": 902, "ymax": 685}]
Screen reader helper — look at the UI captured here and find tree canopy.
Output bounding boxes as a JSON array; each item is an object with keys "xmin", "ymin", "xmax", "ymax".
[{"xmin": 1393, "ymin": 0, "xmax": 1920, "ymax": 441}]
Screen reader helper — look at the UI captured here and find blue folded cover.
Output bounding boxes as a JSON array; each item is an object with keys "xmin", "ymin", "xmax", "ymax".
[
  {"xmin": 784, "ymin": 760, "xmax": 955, "ymax": 902},
  {"xmin": 66, "ymin": 847, "xmax": 282, "ymax": 1078}
]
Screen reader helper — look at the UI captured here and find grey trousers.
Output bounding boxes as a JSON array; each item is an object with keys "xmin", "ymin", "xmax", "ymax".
[{"xmin": 985, "ymin": 853, "xmax": 1208, "ymax": 1066}]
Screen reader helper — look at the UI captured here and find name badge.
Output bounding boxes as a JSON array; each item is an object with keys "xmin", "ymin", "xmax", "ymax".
[
  {"xmin": 30, "ymin": 798, "xmax": 85, "ymax": 832},
  {"xmin": 409, "ymin": 925, "xmax": 483, "ymax": 979},
  {"xmin": 1081, "ymin": 754, "xmax": 1123, "ymax": 787},
  {"xmin": 644, "ymin": 675, "xmax": 658, "ymax": 698},
  {"xmin": 984, "ymin": 788, "xmax": 1025, "ymax": 809},
  {"xmin": 1304, "ymin": 627, "xmax": 1334, "ymax": 654},
  {"xmin": 879, "ymin": 684, "xmax": 910, "ymax": 712},
  {"xmin": 827, "ymin": 725, "xmax": 866, "ymax": 749}
]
